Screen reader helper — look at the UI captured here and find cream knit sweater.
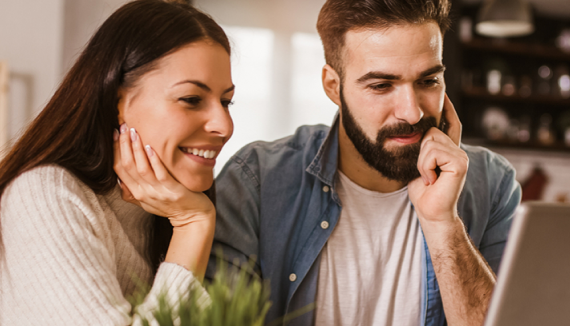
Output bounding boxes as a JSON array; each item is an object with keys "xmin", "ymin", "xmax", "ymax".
[{"xmin": 0, "ymin": 165, "xmax": 208, "ymax": 325}]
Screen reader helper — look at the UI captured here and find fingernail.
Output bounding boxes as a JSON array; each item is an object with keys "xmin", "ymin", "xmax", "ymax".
[
  {"xmin": 120, "ymin": 123, "xmax": 128, "ymax": 134},
  {"xmin": 145, "ymin": 145, "xmax": 154, "ymax": 157},
  {"xmin": 130, "ymin": 128, "xmax": 138, "ymax": 142},
  {"xmin": 113, "ymin": 129, "xmax": 119, "ymax": 141},
  {"xmin": 117, "ymin": 178, "xmax": 122, "ymax": 186}
]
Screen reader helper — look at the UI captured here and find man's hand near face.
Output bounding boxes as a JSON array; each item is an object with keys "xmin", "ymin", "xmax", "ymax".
[{"xmin": 409, "ymin": 95, "xmax": 496, "ymax": 326}]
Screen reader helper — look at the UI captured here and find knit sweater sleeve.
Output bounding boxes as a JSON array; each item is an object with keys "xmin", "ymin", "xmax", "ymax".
[{"xmin": 0, "ymin": 166, "xmax": 209, "ymax": 325}]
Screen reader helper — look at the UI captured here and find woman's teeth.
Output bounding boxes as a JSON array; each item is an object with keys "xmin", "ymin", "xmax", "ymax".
[{"xmin": 181, "ymin": 147, "xmax": 217, "ymax": 159}]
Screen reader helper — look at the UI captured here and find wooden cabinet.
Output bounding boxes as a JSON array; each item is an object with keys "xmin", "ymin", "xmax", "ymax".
[{"xmin": 443, "ymin": 3, "xmax": 570, "ymax": 153}]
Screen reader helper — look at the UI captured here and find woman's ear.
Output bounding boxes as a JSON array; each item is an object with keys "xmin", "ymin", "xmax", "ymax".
[
  {"xmin": 322, "ymin": 64, "xmax": 341, "ymax": 107},
  {"xmin": 117, "ymin": 88, "xmax": 126, "ymax": 125}
]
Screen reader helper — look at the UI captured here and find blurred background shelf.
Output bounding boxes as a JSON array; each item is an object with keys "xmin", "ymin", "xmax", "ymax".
[
  {"xmin": 464, "ymin": 137, "xmax": 570, "ymax": 153},
  {"xmin": 462, "ymin": 87, "xmax": 570, "ymax": 106},
  {"xmin": 462, "ymin": 38, "xmax": 570, "ymax": 61}
]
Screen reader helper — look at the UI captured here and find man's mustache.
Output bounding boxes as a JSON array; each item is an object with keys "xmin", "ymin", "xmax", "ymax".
[{"xmin": 376, "ymin": 117, "xmax": 438, "ymax": 142}]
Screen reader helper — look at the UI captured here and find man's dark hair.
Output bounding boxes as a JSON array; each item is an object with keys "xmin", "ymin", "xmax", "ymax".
[{"xmin": 316, "ymin": 0, "xmax": 452, "ymax": 78}]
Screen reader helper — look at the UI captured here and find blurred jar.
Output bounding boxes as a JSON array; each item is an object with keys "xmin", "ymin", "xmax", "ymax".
[
  {"xmin": 487, "ymin": 70, "xmax": 502, "ymax": 95},
  {"xmin": 482, "ymin": 107, "xmax": 509, "ymax": 140},
  {"xmin": 507, "ymin": 119, "xmax": 520, "ymax": 142}
]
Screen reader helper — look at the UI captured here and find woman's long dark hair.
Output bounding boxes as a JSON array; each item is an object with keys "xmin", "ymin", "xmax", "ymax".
[{"xmin": 0, "ymin": 0, "xmax": 230, "ymax": 271}]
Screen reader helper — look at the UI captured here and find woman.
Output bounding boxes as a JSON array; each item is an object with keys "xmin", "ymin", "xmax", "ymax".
[{"xmin": 0, "ymin": 0, "xmax": 233, "ymax": 324}]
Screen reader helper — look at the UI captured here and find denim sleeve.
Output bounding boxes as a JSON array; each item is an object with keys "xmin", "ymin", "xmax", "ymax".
[
  {"xmin": 479, "ymin": 162, "xmax": 522, "ymax": 274},
  {"xmin": 206, "ymin": 154, "xmax": 262, "ymax": 280}
]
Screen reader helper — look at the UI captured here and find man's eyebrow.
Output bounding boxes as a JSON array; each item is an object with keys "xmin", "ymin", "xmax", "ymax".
[
  {"xmin": 172, "ymin": 80, "xmax": 235, "ymax": 94},
  {"xmin": 356, "ymin": 71, "xmax": 401, "ymax": 84},
  {"xmin": 419, "ymin": 64, "xmax": 446, "ymax": 78},
  {"xmin": 356, "ymin": 64, "xmax": 447, "ymax": 84}
]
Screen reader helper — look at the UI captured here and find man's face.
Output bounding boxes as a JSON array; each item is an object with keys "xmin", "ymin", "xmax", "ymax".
[{"xmin": 338, "ymin": 22, "xmax": 446, "ymax": 183}]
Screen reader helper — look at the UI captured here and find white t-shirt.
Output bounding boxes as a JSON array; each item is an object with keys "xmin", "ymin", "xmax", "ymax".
[{"xmin": 315, "ymin": 171, "xmax": 423, "ymax": 326}]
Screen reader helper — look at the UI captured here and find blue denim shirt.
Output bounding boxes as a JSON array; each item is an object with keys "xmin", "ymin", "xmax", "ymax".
[{"xmin": 207, "ymin": 115, "xmax": 521, "ymax": 326}]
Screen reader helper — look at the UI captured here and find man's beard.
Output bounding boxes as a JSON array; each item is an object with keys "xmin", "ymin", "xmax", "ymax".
[{"xmin": 340, "ymin": 87, "xmax": 444, "ymax": 184}]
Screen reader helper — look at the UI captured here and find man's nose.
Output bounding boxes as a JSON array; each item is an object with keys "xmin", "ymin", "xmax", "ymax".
[{"xmin": 394, "ymin": 84, "xmax": 423, "ymax": 125}]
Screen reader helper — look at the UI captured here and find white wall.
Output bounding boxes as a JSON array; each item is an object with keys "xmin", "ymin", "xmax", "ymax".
[
  {"xmin": 61, "ymin": 0, "xmax": 129, "ymax": 75},
  {"xmin": 194, "ymin": 0, "xmax": 338, "ymax": 173},
  {"xmin": 0, "ymin": 0, "xmax": 65, "ymax": 143}
]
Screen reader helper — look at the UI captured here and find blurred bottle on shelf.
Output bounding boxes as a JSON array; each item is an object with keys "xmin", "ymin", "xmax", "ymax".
[
  {"xmin": 537, "ymin": 65, "xmax": 553, "ymax": 95},
  {"xmin": 459, "ymin": 17, "xmax": 473, "ymax": 43},
  {"xmin": 557, "ymin": 110, "xmax": 570, "ymax": 146},
  {"xmin": 461, "ymin": 69, "xmax": 473, "ymax": 90},
  {"xmin": 553, "ymin": 65, "xmax": 570, "ymax": 98},
  {"xmin": 487, "ymin": 69, "xmax": 502, "ymax": 95},
  {"xmin": 537, "ymin": 113, "xmax": 556, "ymax": 145},
  {"xmin": 519, "ymin": 75, "xmax": 532, "ymax": 97},
  {"xmin": 518, "ymin": 115, "xmax": 531, "ymax": 143},
  {"xmin": 502, "ymin": 75, "xmax": 516, "ymax": 96},
  {"xmin": 556, "ymin": 28, "xmax": 570, "ymax": 53}
]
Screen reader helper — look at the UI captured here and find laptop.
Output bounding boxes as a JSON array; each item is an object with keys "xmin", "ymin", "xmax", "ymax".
[{"xmin": 484, "ymin": 202, "xmax": 570, "ymax": 326}]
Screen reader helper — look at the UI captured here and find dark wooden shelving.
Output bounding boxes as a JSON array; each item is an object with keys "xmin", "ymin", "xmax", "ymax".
[
  {"xmin": 462, "ymin": 87, "xmax": 570, "ymax": 106},
  {"xmin": 445, "ymin": 4, "xmax": 570, "ymax": 154},
  {"xmin": 462, "ymin": 38, "xmax": 570, "ymax": 61}
]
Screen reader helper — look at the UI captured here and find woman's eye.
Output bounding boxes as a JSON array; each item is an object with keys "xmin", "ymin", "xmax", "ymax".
[
  {"xmin": 221, "ymin": 100, "xmax": 234, "ymax": 108},
  {"xmin": 180, "ymin": 96, "xmax": 201, "ymax": 106}
]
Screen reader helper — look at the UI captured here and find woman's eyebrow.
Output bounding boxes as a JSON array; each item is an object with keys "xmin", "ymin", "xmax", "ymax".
[
  {"xmin": 172, "ymin": 80, "xmax": 211, "ymax": 91},
  {"xmin": 171, "ymin": 80, "xmax": 235, "ymax": 94}
]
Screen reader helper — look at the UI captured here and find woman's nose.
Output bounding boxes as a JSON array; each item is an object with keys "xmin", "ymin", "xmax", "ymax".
[{"xmin": 204, "ymin": 101, "xmax": 234, "ymax": 141}]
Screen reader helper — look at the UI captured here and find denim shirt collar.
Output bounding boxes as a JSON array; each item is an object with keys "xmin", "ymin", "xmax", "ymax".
[{"xmin": 306, "ymin": 112, "xmax": 340, "ymax": 188}]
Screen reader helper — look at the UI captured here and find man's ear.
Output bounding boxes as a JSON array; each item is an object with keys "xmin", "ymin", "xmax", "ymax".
[
  {"xmin": 117, "ymin": 88, "xmax": 126, "ymax": 125},
  {"xmin": 322, "ymin": 64, "xmax": 341, "ymax": 106}
]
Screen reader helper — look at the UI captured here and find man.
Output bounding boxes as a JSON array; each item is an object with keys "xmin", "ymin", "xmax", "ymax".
[{"xmin": 207, "ymin": 0, "xmax": 521, "ymax": 325}]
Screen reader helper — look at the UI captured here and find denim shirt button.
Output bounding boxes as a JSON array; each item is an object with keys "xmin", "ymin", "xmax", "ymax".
[
  {"xmin": 322, "ymin": 185, "xmax": 330, "ymax": 193},
  {"xmin": 320, "ymin": 221, "xmax": 329, "ymax": 229},
  {"xmin": 289, "ymin": 273, "xmax": 297, "ymax": 282}
]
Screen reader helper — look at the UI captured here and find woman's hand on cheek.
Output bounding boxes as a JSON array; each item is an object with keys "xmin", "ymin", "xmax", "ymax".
[{"xmin": 113, "ymin": 123, "xmax": 215, "ymax": 228}]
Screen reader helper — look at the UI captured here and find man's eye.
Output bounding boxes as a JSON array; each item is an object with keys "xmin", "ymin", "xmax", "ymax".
[
  {"xmin": 370, "ymin": 83, "xmax": 391, "ymax": 91},
  {"xmin": 422, "ymin": 79, "xmax": 440, "ymax": 87}
]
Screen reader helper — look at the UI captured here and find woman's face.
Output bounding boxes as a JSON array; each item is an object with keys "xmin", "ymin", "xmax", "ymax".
[{"xmin": 118, "ymin": 41, "xmax": 234, "ymax": 192}]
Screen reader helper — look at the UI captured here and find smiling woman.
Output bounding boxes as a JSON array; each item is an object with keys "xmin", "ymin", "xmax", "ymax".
[{"xmin": 0, "ymin": 0, "xmax": 234, "ymax": 325}]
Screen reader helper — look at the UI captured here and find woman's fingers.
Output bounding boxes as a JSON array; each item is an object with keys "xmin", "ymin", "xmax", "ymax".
[
  {"xmin": 129, "ymin": 127, "xmax": 159, "ymax": 186},
  {"xmin": 145, "ymin": 144, "xmax": 173, "ymax": 185},
  {"xmin": 118, "ymin": 178, "xmax": 140, "ymax": 205}
]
